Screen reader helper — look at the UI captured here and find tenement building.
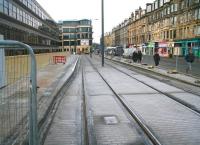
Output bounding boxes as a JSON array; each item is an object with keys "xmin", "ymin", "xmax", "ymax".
[
  {"xmin": 58, "ymin": 19, "xmax": 93, "ymax": 54},
  {"xmin": 111, "ymin": 0, "xmax": 200, "ymax": 58},
  {"xmin": 104, "ymin": 32, "xmax": 112, "ymax": 47},
  {"xmin": 0, "ymin": 0, "xmax": 60, "ymax": 53}
]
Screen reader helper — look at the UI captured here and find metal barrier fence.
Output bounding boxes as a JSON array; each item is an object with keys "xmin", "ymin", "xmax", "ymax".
[{"xmin": 0, "ymin": 40, "xmax": 38, "ymax": 145}]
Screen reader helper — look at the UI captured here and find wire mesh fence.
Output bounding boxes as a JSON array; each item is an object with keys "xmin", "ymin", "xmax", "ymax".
[{"xmin": 0, "ymin": 40, "xmax": 38, "ymax": 145}]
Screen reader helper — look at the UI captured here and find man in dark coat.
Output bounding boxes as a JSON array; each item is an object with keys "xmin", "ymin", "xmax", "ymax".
[
  {"xmin": 153, "ymin": 51, "xmax": 160, "ymax": 66},
  {"xmin": 132, "ymin": 50, "xmax": 138, "ymax": 62},
  {"xmin": 185, "ymin": 49, "xmax": 195, "ymax": 73},
  {"xmin": 137, "ymin": 50, "xmax": 142, "ymax": 63}
]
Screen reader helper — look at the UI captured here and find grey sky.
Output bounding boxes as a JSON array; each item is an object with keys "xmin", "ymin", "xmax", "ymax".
[{"xmin": 37, "ymin": 0, "xmax": 153, "ymax": 43}]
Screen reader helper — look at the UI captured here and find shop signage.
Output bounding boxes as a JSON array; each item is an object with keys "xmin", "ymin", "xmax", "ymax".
[
  {"xmin": 148, "ymin": 42, "xmax": 154, "ymax": 47},
  {"xmin": 159, "ymin": 42, "xmax": 168, "ymax": 48},
  {"xmin": 81, "ymin": 39, "xmax": 89, "ymax": 46}
]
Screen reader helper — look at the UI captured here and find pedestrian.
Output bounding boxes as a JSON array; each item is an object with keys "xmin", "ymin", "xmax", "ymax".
[
  {"xmin": 90, "ymin": 48, "xmax": 93, "ymax": 58},
  {"xmin": 137, "ymin": 50, "xmax": 142, "ymax": 63},
  {"xmin": 185, "ymin": 49, "xmax": 195, "ymax": 73},
  {"xmin": 153, "ymin": 51, "xmax": 160, "ymax": 66},
  {"xmin": 132, "ymin": 50, "xmax": 138, "ymax": 63}
]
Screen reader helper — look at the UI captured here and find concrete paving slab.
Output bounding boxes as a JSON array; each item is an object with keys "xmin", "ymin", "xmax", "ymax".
[
  {"xmin": 99, "ymin": 68, "xmax": 157, "ymax": 94},
  {"xmin": 85, "ymin": 72, "xmax": 113, "ymax": 96},
  {"xmin": 89, "ymin": 94, "xmax": 146, "ymax": 145},
  {"xmin": 170, "ymin": 92, "xmax": 200, "ymax": 112},
  {"xmin": 123, "ymin": 94, "xmax": 200, "ymax": 145},
  {"xmin": 135, "ymin": 74, "xmax": 184, "ymax": 93}
]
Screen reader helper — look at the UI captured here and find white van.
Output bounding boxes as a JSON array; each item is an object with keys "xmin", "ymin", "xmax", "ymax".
[{"xmin": 123, "ymin": 48, "xmax": 136, "ymax": 58}]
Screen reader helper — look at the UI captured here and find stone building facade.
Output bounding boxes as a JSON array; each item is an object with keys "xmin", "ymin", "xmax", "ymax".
[{"xmin": 111, "ymin": 0, "xmax": 200, "ymax": 57}]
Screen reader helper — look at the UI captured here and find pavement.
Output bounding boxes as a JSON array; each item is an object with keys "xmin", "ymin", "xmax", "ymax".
[{"xmin": 105, "ymin": 56, "xmax": 200, "ymax": 87}]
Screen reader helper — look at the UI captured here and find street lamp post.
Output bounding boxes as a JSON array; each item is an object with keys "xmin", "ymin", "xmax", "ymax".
[{"xmin": 101, "ymin": 0, "xmax": 104, "ymax": 67}]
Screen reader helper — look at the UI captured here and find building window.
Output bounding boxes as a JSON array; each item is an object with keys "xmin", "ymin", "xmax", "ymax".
[
  {"xmin": 0, "ymin": 0, "xmax": 3, "ymax": 13},
  {"xmin": 70, "ymin": 34, "xmax": 76, "ymax": 39},
  {"xmin": 70, "ymin": 28, "xmax": 76, "ymax": 33},
  {"xmin": 63, "ymin": 41, "xmax": 69, "ymax": 46},
  {"xmin": 171, "ymin": 4, "xmax": 174, "ymax": 13},
  {"xmin": 194, "ymin": 26, "xmax": 200, "ymax": 35},
  {"xmin": 164, "ymin": 0, "xmax": 170, "ymax": 3},
  {"xmin": 12, "ymin": 5, "xmax": 17, "ymax": 19},
  {"xmin": 70, "ymin": 41, "xmax": 75, "ymax": 46},
  {"xmin": 174, "ymin": 4, "xmax": 178, "ymax": 12},
  {"xmin": 167, "ymin": 31, "xmax": 169, "ymax": 38},
  {"xmin": 23, "ymin": 0, "xmax": 27, "ymax": 6},
  {"xmin": 173, "ymin": 30, "xmax": 176, "ymax": 38},
  {"xmin": 22, "ymin": 11, "xmax": 25, "ymax": 23},
  {"xmin": 89, "ymin": 40, "xmax": 92, "ymax": 46},
  {"xmin": 19, "ymin": 9, "xmax": 23, "ymax": 22},
  {"xmin": 76, "ymin": 34, "xmax": 80, "ymax": 39},
  {"xmin": 170, "ymin": 30, "xmax": 173, "ymax": 39},
  {"xmin": 8, "ymin": 2, "xmax": 12, "ymax": 17},
  {"xmin": 167, "ymin": 7, "xmax": 170, "ymax": 14},
  {"xmin": 28, "ymin": 0, "xmax": 32, "ymax": 9},
  {"xmin": 63, "ymin": 28, "xmax": 70, "ymax": 33},
  {"xmin": 195, "ymin": 8, "xmax": 200, "ymax": 20},
  {"xmin": 160, "ymin": 0, "xmax": 163, "ymax": 6},
  {"xmin": 3, "ymin": 0, "xmax": 8, "ymax": 15}
]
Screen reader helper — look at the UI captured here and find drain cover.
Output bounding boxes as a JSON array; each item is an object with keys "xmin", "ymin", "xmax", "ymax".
[{"xmin": 103, "ymin": 116, "xmax": 118, "ymax": 125}]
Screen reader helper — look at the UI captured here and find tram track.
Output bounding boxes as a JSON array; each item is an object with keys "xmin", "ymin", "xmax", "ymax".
[
  {"xmin": 86, "ymin": 56, "xmax": 160, "ymax": 145},
  {"xmin": 81, "ymin": 58, "xmax": 97, "ymax": 145},
  {"xmin": 107, "ymin": 57, "xmax": 200, "ymax": 96},
  {"xmin": 103, "ymin": 59, "xmax": 200, "ymax": 116}
]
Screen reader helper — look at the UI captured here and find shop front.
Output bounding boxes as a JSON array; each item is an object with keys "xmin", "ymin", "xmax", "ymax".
[
  {"xmin": 146, "ymin": 42, "xmax": 155, "ymax": 55},
  {"xmin": 141, "ymin": 43, "xmax": 148, "ymax": 55},
  {"xmin": 158, "ymin": 41, "xmax": 168, "ymax": 57},
  {"xmin": 175, "ymin": 38, "xmax": 200, "ymax": 58}
]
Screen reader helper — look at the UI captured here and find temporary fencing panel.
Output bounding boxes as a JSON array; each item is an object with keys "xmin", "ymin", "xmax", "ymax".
[{"xmin": 0, "ymin": 40, "xmax": 38, "ymax": 145}]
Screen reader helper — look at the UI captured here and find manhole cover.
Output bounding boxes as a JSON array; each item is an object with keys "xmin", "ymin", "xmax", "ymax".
[{"xmin": 103, "ymin": 116, "xmax": 118, "ymax": 125}]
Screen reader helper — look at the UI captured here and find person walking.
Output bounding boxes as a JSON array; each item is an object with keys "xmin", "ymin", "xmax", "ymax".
[
  {"xmin": 137, "ymin": 50, "xmax": 142, "ymax": 63},
  {"xmin": 90, "ymin": 48, "xmax": 93, "ymax": 58},
  {"xmin": 132, "ymin": 50, "xmax": 138, "ymax": 63},
  {"xmin": 185, "ymin": 49, "xmax": 195, "ymax": 73},
  {"xmin": 153, "ymin": 51, "xmax": 160, "ymax": 66}
]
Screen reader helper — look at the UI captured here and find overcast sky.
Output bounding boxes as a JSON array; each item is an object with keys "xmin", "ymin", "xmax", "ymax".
[{"xmin": 37, "ymin": 0, "xmax": 152, "ymax": 43}]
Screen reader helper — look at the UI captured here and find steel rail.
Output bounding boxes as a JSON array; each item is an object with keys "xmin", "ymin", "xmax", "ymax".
[
  {"xmin": 86, "ymin": 56, "xmax": 162, "ymax": 145},
  {"xmin": 81, "ymin": 57, "xmax": 97, "ymax": 145},
  {"xmin": 106, "ymin": 57, "xmax": 200, "ymax": 88},
  {"xmin": 104, "ymin": 59, "xmax": 200, "ymax": 116}
]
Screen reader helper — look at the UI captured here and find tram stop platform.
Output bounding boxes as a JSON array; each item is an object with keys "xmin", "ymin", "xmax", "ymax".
[{"xmin": 106, "ymin": 56, "xmax": 200, "ymax": 87}]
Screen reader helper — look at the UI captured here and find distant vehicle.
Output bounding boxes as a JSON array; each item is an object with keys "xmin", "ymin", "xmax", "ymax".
[
  {"xmin": 105, "ymin": 47, "xmax": 116, "ymax": 55},
  {"xmin": 114, "ymin": 46, "xmax": 124, "ymax": 56},
  {"xmin": 94, "ymin": 49, "xmax": 100, "ymax": 55},
  {"xmin": 123, "ymin": 48, "xmax": 135, "ymax": 59},
  {"xmin": 84, "ymin": 48, "xmax": 90, "ymax": 54}
]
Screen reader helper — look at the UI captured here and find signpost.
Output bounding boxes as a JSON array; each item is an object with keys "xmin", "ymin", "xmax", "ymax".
[{"xmin": 101, "ymin": 0, "xmax": 104, "ymax": 67}]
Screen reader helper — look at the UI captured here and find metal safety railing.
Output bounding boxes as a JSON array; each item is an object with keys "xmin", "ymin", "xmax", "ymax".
[{"xmin": 0, "ymin": 40, "xmax": 38, "ymax": 145}]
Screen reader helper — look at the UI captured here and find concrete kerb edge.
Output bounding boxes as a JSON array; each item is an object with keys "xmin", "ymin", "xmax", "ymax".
[
  {"xmin": 38, "ymin": 56, "xmax": 80, "ymax": 143},
  {"xmin": 105, "ymin": 57, "xmax": 200, "ymax": 87}
]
